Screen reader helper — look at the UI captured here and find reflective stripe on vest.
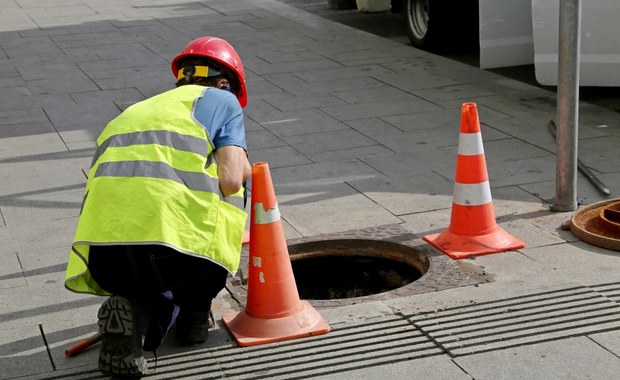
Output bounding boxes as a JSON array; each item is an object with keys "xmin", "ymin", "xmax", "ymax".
[
  {"xmin": 94, "ymin": 160, "xmax": 244, "ymax": 210},
  {"xmin": 90, "ymin": 127, "xmax": 243, "ymax": 210},
  {"xmin": 91, "ymin": 130, "xmax": 209, "ymax": 167}
]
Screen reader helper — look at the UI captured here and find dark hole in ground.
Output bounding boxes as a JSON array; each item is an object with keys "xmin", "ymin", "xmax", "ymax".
[{"xmin": 289, "ymin": 239, "xmax": 429, "ymax": 300}]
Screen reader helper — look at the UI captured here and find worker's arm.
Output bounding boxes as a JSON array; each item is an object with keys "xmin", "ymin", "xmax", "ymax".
[{"xmin": 215, "ymin": 145, "xmax": 251, "ymax": 196}]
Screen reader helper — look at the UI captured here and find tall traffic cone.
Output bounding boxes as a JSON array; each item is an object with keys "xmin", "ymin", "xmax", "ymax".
[
  {"xmin": 423, "ymin": 102, "xmax": 525, "ymax": 259},
  {"xmin": 222, "ymin": 162, "xmax": 330, "ymax": 346}
]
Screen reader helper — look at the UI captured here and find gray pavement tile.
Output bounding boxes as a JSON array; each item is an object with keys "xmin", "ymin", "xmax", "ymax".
[
  {"xmin": 74, "ymin": 87, "xmax": 146, "ymax": 111},
  {"xmin": 249, "ymin": 145, "xmax": 312, "ymax": 169},
  {"xmin": 310, "ymin": 145, "xmax": 395, "ymax": 163},
  {"xmin": 0, "ymin": 76, "xmax": 22, "ymax": 88},
  {"xmin": 264, "ymin": 92, "xmax": 348, "ymax": 111},
  {"xmin": 380, "ymin": 107, "xmax": 464, "ymax": 132},
  {"xmin": 321, "ymin": 97, "xmax": 442, "ymax": 121},
  {"xmin": 521, "ymin": 242, "xmax": 620, "ymax": 285},
  {"xmin": 1, "ymin": 36, "xmax": 63, "ymax": 60},
  {"xmin": 0, "ymin": 132, "xmax": 66, "ymax": 160},
  {"xmin": 520, "ymin": 172, "xmax": 620, "ymax": 207},
  {"xmin": 590, "ymin": 331, "xmax": 620, "ymax": 357},
  {"xmin": 0, "ymin": 15, "xmax": 38, "ymax": 33},
  {"xmin": 374, "ymin": 61, "xmax": 462, "ymax": 90},
  {"xmin": 347, "ymin": 171, "xmax": 454, "ymax": 216},
  {"xmin": 454, "ymin": 337, "xmax": 620, "ymax": 380},
  {"xmin": 312, "ymin": 355, "xmax": 471, "ymax": 380},
  {"xmin": 244, "ymin": 78, "xmax": 287, "ymax": 101},
  {"xmin": 1, "ymin": 284, "xmax": 100, "ymax": 326},
  {"xmin": 0, "ymin": 252, "xmax": 27, "ymax": 290},
  {"xmin": 359, "ymin": 147, "xmax": 455, "ymax": 176},
  {"xmin": 0, "ymin": 217, "xmax": 77, "ymax": 255},
  {"xmin": 400, "ymin": 209, "xmax": 452, "ymax": 237},
  {"xmin": 43, "ymin": 100, "xmax": 119, "ymax": 136},
  {"xmin": 452, "ymin": 155, "xmax": 558, "ymax": 188},
  {"xmin": 298, "ymin": 76, "xmax": 389, "ymax": 97},
  {"xmin": 579, "ymin": 136, "xmax": 620, "ymax": 174},
  {"xmin": 277, "ymin": 182, "xmax": 402, "ymax": 236},
  {"xmin": 334, "ymin": 84, "xmax": 421, "ymax": 104},
  {"xmin": 294, "ymin": 64, "xmax": 396, "ymax": 83},
  {"xmin": 244, "ymin": 98, "xmax": 288, "ymax": 125},
  {"xmin": 413, "ymin": 83, "xmax": 495, "ymax": 103},
  {"xmin": 256, "ymin": 48, "xmax": 326, "ymax": 64},
  {"xmin": 580, "ymin": 103, "xmax": 620, "ymax": 130},
  {"xmin": 270, "ymin": 157, "xmax": 382, "ymax": 187},
  {"xmin": 7, "ymin": 250, "xmax": 68, "ymax": 290},
  {"xmin": 259, "ymin": 108, "xmax": 351, "ymax": 138},
  {"xmin": 472, "ymin": 94, "xmax": 556, "ymax": 122},
  {"xmin": 281, "ymin": 128, "xmax": 378, "ymax": 155},
  {"xmin": 0, "ymin": 153, "xmax": 88, "ymax": 198},
  {"xmin": 0, "ymin": 107, "xmax": 49, "ymax": 126},
  {"xmin": 246, "ymin": 128, "xmax": 288, "ymax": 151},
  {"xmin": 0, "ymin": 185, "xmax": 83, "ymax": 226},
  {"xmin": 0, "ymin": 321, "xmax": 53, "ymax": 380},
  {"xmin": 0, "ymin": 86, "xmax": 35, "ymax": 112},
  {"xmin": 440, "ymin": 138, "xmax": 554, "ymax": 164},
  {"xmin": 25, "ymin": 76, "xmax": 99, "ymax": 96},
  {"xmin": 459, "ymin": 250, "xmax": 549, "ymax": 283},
  {"xmin": 317, "ymin": 300, "xmax": 395, "ymax": 325},
  {"xmin": 482, "ymin": 117, "xmax": 559, "ymax": 146},
  {"xmin": 247, "ymin": 55, "xmax": 345, "ymax": 76}
]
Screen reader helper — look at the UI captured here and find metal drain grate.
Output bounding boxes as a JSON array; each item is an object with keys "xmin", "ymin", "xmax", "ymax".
[
  {"xmin": 410, "ymin": 284, "xmax": 620, "ymax": 357},
  {"xmin": 150, "ymin": 316, "xmax": 440, "ymax": 379}
]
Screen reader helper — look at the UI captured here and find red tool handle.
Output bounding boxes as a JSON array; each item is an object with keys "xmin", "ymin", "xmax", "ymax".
[{"xmin": 65, "ymin": 332, "xmax": 102, "ymax": 357}]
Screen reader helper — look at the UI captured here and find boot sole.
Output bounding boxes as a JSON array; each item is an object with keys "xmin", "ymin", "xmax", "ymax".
[{"xmin": 97, "ymin": 296, "xmax": 147, "ymax": 377}]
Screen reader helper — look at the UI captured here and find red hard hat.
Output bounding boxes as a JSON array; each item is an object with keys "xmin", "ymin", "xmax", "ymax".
[{"xmin": 171, "ymin": 37, "xmax": 247, "ymax": 108}]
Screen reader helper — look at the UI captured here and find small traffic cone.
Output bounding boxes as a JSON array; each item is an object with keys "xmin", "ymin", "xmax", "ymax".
[
  {"xmin": 222, "ymin": 162, "xmax": 330, "ymax": 346},
  {"xmin": 424, "ymin": 102, "xmax": 525, "ymax": 259}
]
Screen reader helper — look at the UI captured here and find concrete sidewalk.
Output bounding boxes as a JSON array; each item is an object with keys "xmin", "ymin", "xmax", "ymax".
[{"xmin": 1, "ymin": 0, "xmax": 620, "ymax": 379}]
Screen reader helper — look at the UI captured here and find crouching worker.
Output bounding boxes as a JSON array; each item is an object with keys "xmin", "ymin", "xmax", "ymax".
[{"xmin": 64, "ymin": 36, "xmax": 251, "ymax": 377}]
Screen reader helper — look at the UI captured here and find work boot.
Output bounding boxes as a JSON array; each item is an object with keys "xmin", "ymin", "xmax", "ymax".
[
  {"xmin": 97, "ymin": 295, "xmax": 148, "ymax": 377},
  {"xmin": 174, "ymin": 310, "xmax": 213, "ymax": 345}
]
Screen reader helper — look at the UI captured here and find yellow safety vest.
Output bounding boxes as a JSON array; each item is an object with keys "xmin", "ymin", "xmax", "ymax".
[{"xmin": 65, "ymin": 85, "xmax": 247, "ymax": 295}]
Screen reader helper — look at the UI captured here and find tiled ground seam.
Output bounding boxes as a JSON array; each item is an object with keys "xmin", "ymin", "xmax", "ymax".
[{"xmin": 409, "ymin": 283, "xmax": 620, "ymax": 357}]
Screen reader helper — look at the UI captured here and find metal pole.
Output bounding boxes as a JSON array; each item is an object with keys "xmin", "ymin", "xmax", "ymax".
[{"xmin": 553, "ymin": 0, "xmax": 582, "ymax": 212}]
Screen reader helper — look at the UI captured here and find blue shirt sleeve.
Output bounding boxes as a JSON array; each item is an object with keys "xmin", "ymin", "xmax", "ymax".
[{"xmin": 193, "ymin": 88, "xmax": 247, "ymax": 150}]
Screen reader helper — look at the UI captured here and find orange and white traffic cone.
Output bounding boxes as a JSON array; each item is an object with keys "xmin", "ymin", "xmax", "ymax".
[
  {"xmin": 222, "ymin": 162, "xmax": 330, "ymax": 346},
  {"xmin": 423, "ymin": 102, "xmax": 525, "ymax": 259}
]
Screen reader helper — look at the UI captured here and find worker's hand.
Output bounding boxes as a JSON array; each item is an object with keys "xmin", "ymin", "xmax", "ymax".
[{"xmin": 214, "ymin": 145, "xmax": 251, "ymax": 196}]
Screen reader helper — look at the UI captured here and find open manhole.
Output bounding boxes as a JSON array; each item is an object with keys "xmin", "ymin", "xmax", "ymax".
[{"xmin": 288, "ymin": 239, "xmax": 430, "ymax": 301}]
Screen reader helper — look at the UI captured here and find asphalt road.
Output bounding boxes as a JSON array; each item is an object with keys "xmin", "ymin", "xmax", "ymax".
[{"xmin": 277, "ymin": 0, "xmax": 620, "ymax": 113}]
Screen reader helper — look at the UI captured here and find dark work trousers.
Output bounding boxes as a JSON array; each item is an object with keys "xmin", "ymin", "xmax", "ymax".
[{"xmin": 89, "ymin": 244, "xmax": 228, "ymax": 349}]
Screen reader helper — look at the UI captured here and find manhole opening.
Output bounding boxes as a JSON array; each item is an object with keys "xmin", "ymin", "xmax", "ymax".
[{"xmin": 289, "ymin": 239, "xmax": 430, "ymax": 300}]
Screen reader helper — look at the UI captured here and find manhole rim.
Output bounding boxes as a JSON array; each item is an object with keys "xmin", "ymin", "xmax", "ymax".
[
  {"xmin": 287, "ymin": 237, "xmax": 434, "ymax": 307},
  {"xmin": 571, "ymin": 198, "xmax": 620, "ymax": 251}
]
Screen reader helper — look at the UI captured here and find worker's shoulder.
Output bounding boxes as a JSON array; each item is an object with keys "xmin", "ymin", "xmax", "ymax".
[{"xmin": 197, "ymin": 87, "xmax": 241, "ymax": 111}]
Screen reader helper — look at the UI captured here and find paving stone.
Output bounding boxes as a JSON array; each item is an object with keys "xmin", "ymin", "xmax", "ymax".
[
  {"xmin": 321, "ymin": 98, "xmax": 441, "ymax": 121},
  {"xmin": 277, "ymin": 182, "xmax": 402, "ymax": 236},
  {"xmin": 455, "ymin": 337, "xmax": 620, "ymax": 380}
]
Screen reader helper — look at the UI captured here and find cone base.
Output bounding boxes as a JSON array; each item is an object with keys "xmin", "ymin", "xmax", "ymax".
[
  {"xmin": 221, "ymin": 300, "xmax": 331, "ymax": 347},
  {"xmin": 424, "ymin": 226, "xmax": 525, "ymax": 260}
]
